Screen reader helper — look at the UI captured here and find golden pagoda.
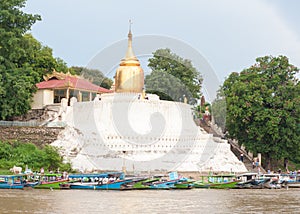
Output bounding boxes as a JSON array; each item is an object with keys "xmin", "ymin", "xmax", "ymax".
[{"xmin": 114, "ymin": 22, "xmax": 144, "ymax": 93}]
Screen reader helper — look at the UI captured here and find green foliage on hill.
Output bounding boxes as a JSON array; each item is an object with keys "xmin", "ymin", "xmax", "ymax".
[
  {"xmin": 145, "ymin": 48, "xmax": 202, "ymax": 104},
  {"xmin": 222, "ymin": 55, "xmax": 300, "ymax": 169},
  {"xmin": 0, "ymin": 141, "xmax": 71, "ymax": 173}
]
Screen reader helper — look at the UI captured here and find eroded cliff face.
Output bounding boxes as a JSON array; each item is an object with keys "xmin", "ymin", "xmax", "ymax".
[{"xmin": 0, "ymin": 127, "xmax": 63, "ymax": 148}]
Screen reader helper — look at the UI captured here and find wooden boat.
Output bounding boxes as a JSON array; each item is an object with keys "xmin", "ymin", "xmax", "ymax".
[
  {"xmin": 23, "ymin": 180, "xmax": 39, "ymax": 188},
  {"xmin": 66, "ymin": 172, "xmax": 133, "ymax": 190},
  {"xmin": 0, "ymin": 175, "xmax": 24, "ymax": 189},
  {"xmin": 122, "ymin": 174, "xmax": 177, "ymax": 190},
  {"xmin": 209, "ymin": 180, "xmax": 239, "ymax": 189},
  {"xmin": 148, "ymin": 180, "xmax": 176, "ymax": 189},
  {"xmin": 120, "ymin": 177, "xmax": 160, "ymax": 190},
  {"xmin": 287, "ymin": 182, "xmax": 300, "ymax": 188},
  {"xmin": 194, "ymin": 174, "xmax": 239, "ymax": 189},
  {"xmin": 280, "ymin": 173, "xmax": 300, "ymax": 188},
  {"xmin": 21, "ymin": 173, "xmax": 40, "ymax": 188},
  {"xmin": 173, "ymin": 178, "xmax": 194, "ymax": 189},
  {"xmin": 34, "ymin": 173, "xmax": 68, "ymax": 189},
  {"xmin": 122, "ymin": 175, "xmax": 194, "ymax": 190},
  {"xmin": 236, "ymin": 173, "xmax": 272, "ymax": 189},
  {"xmin": 147, "ymin": 172, "xmax": 179, "ymax": 190},
  {"xmin": 69, "ymin": 179, "xmax": 133, "ymax": 190},
  {"xmin": 193, "ymin": 181, "xmax": 210, "ymax": 188}
]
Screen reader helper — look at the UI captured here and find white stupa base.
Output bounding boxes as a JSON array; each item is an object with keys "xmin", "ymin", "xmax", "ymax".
[{"xmin": 52, "ymin": 93, "xmax": 247, "ymax": 174}]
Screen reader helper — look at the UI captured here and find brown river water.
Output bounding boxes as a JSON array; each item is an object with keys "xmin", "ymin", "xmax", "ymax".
[{"xmin": 0, "ymin": 188, "xmax": 299, "ymax": 214}]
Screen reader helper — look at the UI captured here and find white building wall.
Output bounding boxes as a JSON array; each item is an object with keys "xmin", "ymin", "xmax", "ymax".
[
  {"xmin": 31, "ymin": 90, "xmax": 54, "ymax": 109},
  {"xmin": 31, "ymin": 90, "xmax": 44, "ymax": 109}
]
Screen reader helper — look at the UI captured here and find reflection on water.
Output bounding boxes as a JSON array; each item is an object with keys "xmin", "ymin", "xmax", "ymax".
[{"xmin": 0, "ymin": 189, "xmax": 299, "ymax": 214}]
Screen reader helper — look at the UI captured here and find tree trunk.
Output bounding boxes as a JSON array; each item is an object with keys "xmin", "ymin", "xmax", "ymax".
[
  {"xmin": 284, "ymin": 157, "xmax": 289, "ymax": 172},
  {"xmin": 266, "ymin": 153, "xmax": 271, "ymax": 171}
]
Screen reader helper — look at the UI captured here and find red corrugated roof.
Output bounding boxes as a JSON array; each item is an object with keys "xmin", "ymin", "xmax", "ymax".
[{"xmin": 36, "ymin": 76, "xmax": 112, "ymax": 93}]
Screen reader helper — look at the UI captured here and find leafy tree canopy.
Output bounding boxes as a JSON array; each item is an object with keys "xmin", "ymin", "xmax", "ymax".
[
  {"xmin": 145, "ymin": 48, "xmax": 202, "ymax": 104},
  {"xmin": 70, "ymin": 66, "xmax": 113, "ymax": 89},
  {"xmin": 211, "ymin": 88, "xmax": 226, "ymax": 131},
  {"xmin": 223, "ymin": 55, "xmax": 300, "ymax": 169},
  {"xmin": 0, "ymin": 0, "xmax": 68, "ymax": 120}
]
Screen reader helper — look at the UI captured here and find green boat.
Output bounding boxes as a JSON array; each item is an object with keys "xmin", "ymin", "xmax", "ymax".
[
  {"xmin": 121, "ymin": 177, "xmax": 160, "ymax": 190},
  {"xmin": 193, "ymin": 180, "xmax": 210, "ymax": 188},
  {"xmin": 134, "ymin": 177, "xmax": 161, "ymax": 189},
  {"xmin": 173, "ymin": 181, "xmax": 194, "ymax": 189},
  {"xmin": 194, "ymin": 174, "xmax": 239, "ymax": 189},
  {"xmin": 34, "ymin": 173, "xmax": 68, "ymax": 189},
  {"xmin": 209, "ymin": 180, "xmax": 239, "ymax": 189}
]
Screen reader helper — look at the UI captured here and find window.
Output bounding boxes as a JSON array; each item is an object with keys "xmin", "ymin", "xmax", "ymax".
[{"xmin": 54, "ymin": 89, "xmax": 66, "ymax": 103}]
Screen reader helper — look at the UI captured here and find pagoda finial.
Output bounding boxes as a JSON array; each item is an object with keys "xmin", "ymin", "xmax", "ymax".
[
  {"xmin": 125, "ymin": 19, "xmax": 136, "ymax": 59},
  {"xmin": 129, "ymin": 19, "xmax": 132, "ymax": 32}
]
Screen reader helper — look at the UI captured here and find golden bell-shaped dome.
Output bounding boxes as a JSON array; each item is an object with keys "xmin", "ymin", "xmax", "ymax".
[{"xmin": 115, "ymin": 26, "xmax": 144, "ymax": 93}]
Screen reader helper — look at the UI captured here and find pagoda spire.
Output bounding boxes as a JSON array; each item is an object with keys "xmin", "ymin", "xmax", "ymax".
[{"xmin": 125, "ymin": 19, "xmax": 137, "ymax": 60}]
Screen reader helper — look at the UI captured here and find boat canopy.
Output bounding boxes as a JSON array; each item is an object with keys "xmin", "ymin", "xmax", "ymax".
[{"xmin": 69, "ymin": 172, "xmax": 124, "ymax": 179}]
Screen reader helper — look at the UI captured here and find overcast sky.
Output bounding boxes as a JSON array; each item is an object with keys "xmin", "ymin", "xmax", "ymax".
[{"xmin": 24, "ymin": 0, "xmax": 300, "ymax": 85}]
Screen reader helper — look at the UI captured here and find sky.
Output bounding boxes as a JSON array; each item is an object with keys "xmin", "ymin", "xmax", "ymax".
[{"xmin": 24, "ymin": 0, "xmax": 300, "ymax": 99}]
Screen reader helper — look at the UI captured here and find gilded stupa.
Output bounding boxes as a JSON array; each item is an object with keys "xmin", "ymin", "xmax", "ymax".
[{"xmin": 114, "ymin": 24, "xmax": 144, "ymax": 93}]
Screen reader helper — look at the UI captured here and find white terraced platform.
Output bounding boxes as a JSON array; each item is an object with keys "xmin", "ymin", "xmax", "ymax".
[{"xmin": 52, "ymin": 93, "xmax": 247, "ymax": 173}]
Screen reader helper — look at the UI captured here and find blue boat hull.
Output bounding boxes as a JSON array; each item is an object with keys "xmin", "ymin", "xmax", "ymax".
[
  {"xmin": 149, "ymin": 181, "xmax": 176, "ymax": 189},
  {"xmin": 0, "ymin": 183, "xmax": 24, "ymax": 189}
]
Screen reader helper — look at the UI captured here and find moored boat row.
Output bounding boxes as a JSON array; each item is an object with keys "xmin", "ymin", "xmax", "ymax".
[{"xmin": 1, "ymin": 172, "xmax": 299, "ymax": 190}]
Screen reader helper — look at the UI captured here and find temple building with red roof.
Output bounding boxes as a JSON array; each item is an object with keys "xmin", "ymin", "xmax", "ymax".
[{"xmin": 31, "ymin": 71, "xmax": 112, "ymax": 109}]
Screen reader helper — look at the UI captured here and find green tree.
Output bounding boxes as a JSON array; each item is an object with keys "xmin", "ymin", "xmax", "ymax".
[
  {"xmin": 145, "ymin": 48, "xmax": 202, "ymax": 104},
  {"xmin": 0, "ymin": 0, "xmax": 40, "ymax": 119},
  {"xmin": 211, "ymin": 88, "xmax": 227, "ymax": 131},
  {"xmin": 54, "ymin": 57, "xmax": 69, "ymax": 73},
  {"xmin": 42, "ymin": 145, "xmax": 62, "ymax": 171},
  {"xmin": 0, "ymin": 0, "xmax": 68, "ymax": 119},
  {"xmin": 0, "ymin": 0, "xmax": 41, "ymax": 64},
  {"xmin": 11, "ymin": 33, "xmax": 68, "ymax": 79},
  {"xmin": 71, "ymin": 66, "xmax": 113, "ymax": 89},
  {"xmin": 223, "ymin": 55, "xmax": 300, "ymax": 170}
]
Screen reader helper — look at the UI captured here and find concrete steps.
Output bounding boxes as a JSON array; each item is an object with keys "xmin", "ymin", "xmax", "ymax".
[{"xmin": 197, "ymin": 119, "xmax": 266, "ymax": 173}]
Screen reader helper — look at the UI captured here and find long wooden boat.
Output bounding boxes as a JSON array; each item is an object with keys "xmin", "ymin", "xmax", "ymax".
[
  {"xmin": 148, "ymin": 180, "xmax": 176, "ymax": 189},
  {"xmin": 69, "ymin": 179, "xmax": 133, "ymax": 190},
  {"xmin": 194, "ymin": 174, "xmax": 239, "ymax": 189},
  {"xmin": 122, "ymin": 176, "xmax": 176, "ymax": 190},
  {"xmin": 209, "ymin": 180, "xmax": 239, "ymax": 189},
  {"xmin": 173, "ymin": 178, "xmax": 194, "ymax": 189},
  {"xmin": 193, "ymin": 181, "xmax": 210, "ymax": 188},
  {"xmin": 21, "ymin": 173, "xmax": 40, "ymax": 188},
  {"xmin": 64, "ymin": 172, "xmax": 132, "ymax": 190},
  {"xmin": 0, "ymin": 175, "xmax": 24, "ymax": 189},
  {"xmin": 122, "ymin": 176, "xmax": 194, "ymax": 190},
  {"xmin": 121, "ymin": 177, "xmax": 160, "ymax": 190},
  {"xmin": 34, "ymin": 173, "xmax": 68, "ymax": 189},
  {"xmin": 236, "ymin": 173, "xmax": 271, "ymax": 189},
  {"xmin": 280, "ymin": 173, "xmax": 300, "ymax": 188}
]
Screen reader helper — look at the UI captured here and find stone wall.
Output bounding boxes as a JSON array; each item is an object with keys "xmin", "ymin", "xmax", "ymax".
[
  {"xmin": 11, "ymin": 104, "xmax": 61, "ymax": 122},
  {"xmin": 0, "ymin": 127, "xmax": 63, "ymax": 148}
]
